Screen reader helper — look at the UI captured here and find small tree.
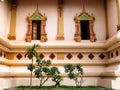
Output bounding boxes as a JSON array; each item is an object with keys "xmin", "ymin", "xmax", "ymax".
[
  {"xmin": 24, "ymin": 44, "xmax": 40, "ymax": 88},
  {"xmin": 34, "ymin": 59, "xmax": 62, "ymax": 87},
  {"xmin": 25, "ymin": 44, "xmax": 62, "ymax": 87},
  {"xmin": 64, "ymin": 64, "xmax": 84, "ymax": 86},
  {"xmin": 34, "ymin": 59, "xmax": 51, "ymax": 87}
]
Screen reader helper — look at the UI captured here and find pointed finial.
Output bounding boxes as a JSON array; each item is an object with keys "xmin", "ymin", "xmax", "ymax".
[
  {"xmin": 82, "ymin": 0, "xmax": 86, "ymax": 12},
  {"xmin": 36, "ymin": 3, "xmax": 39, "ymax": 12}
]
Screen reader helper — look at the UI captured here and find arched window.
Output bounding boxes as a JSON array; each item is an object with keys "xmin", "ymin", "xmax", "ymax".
[
  {"xmin": 25, "ymin": 9, "xmax": 47, "ymax": 42},
  {"xmin": 74, "ymin": 12, "xmax": 96, "ymax": 42}
]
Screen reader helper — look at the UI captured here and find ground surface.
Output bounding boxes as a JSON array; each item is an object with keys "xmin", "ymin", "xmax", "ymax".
[{"xmin": 4, "ymin": 86, "xmax": 113, "ymax": 90}]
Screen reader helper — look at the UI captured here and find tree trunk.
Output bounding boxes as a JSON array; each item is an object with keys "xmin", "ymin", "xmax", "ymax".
[{"xmin": 30, "ymin": 59, "xmax": 33, "ymax": 89}]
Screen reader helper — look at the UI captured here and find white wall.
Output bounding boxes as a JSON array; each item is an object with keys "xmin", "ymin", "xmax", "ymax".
[
  {"xmin": 107, "ymin": 0, "xmax": 118, "ymax": 38},
  {"xmin": 0, "ymin": 0, "xmax": 10, "ymax": 37},
  {"xmin": 16, "ymin": 0, "xmax": 106, "ymax": 41}
]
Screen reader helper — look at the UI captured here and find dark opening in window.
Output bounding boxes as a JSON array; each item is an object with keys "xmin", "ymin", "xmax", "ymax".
[
  {"xmin": 32, "ymin": 20, "xmax": 41, "ymax": 40},
  {"xmin": 80, "ymin": 20, "xmax": 90, "ymax": 40}
]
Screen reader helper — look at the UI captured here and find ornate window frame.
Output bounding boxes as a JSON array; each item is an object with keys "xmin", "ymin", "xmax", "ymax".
[
  {"xmin": 25, "ymin": 9, "xmax": 47, "ymax": 42},
  {"xmin": 74, "ymin": 11, "xmax": 96, "ymax": 42}
]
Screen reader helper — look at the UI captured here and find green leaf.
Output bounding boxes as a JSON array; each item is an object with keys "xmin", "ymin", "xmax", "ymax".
[
  {"xmin": 34, "ymin": 68, "xmax": 42, "ymax": 78},
  {"xmin": 50, "ymin": 67, "xmax": 60, "ymax": 75},
  {"xmin": 52, "ymin": 75, "xmax": 62, "ymax": 82},
  {"xmin": 64, "ymin": 64, "xmax": 73, "ymax": 73},
  {"xmin": 36, "ymin": 59, "xmax": 42, "ymax": 66},
  {"xmin": 68, "ymin": 73, "xmax": 75, "ymax": 79},
  {"xmin": 27, "ymin": 64, "xmax": 35, "ymax": 72},
  {"xmin": 24, "ymin": 44, "xmax": 40, "ymax": 58},
  {"xmin": 42, "ymin": 60, "xmax": 46, "ymax": 66},
  {"xmin": 46, "ymin": 60, "xmax": 51, "ymax": 66},
  {"xmin": 43, "ymin": 67, "xmax": 50, "ymax": 74}
]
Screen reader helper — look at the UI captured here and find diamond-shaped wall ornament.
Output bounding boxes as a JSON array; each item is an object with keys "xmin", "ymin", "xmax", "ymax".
[
  {"xmin": 111, "ymin": 53, "xmax": 113, "ymax": 58},
  {"xmin": 116, "ymin": 50, "xmax": 119, "ymax": 56},
  {"xmin": 77, "ymin": 53, "xmax": 83, "ymax": 60},
  {"xmin": 99, "ymin": 53, "xmax": 105, "ymax": 60},
  {"xmin": 16, "ymin": 53, "xmax": 22, "ymax": 60},
  {"xmin": 27, "ymin": 54, "xmax": 33, "ymax": 60},
  {"xmin": 39, "ymin": 53, "xmax": 44, "ymax": 60},
  {"xmin": 88, "ymin": 53, "xmax": 94, "ymax": 60},
  {"xmin": 49, "ymin": 53, "xmax": 55, "ymax": 59},
  {"xmin": 67, "ymin": 53, "xmax": 73, "ymax": 60},
  {"xmin": 4, "ymin": 53, "xmax": 6, "ymax": 58}
]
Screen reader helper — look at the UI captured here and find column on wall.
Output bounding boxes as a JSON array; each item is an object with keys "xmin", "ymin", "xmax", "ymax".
[
  {"xmin": 104, "ymin": 0, "xmax": 109, "ymax": 39},
  {"xmin": 56, "ymin": 0, "xmax": 64, "ymax": 40},
  {"xmin": 8, "ymin": 0, "xmax": 17, "ymax": 40},
  {"xmin": 117, "ymin": 0, "xmax": 120, "ymax": 30}
]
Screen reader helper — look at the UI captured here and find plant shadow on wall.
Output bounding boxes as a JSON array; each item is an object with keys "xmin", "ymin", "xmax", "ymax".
[{"xmin": 24, "ymin": 44, "xmax": 85, "ymax": 89}]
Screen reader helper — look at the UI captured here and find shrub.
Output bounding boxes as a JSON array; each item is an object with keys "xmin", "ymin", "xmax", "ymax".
[
  {"xmin": 34, "ymin": 59, "xmax": 51, "ymax": 87},
  {"xmin": 34, "ymin": 59, "xmax": 62, "ymax": 87},
  {"xmin": 64, "ymin": 64, "xmax": 84, "ymax": 86}
]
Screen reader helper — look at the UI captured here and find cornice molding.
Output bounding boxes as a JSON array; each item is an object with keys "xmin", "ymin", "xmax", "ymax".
[
  {"xmin": 0, "ymin": 58, "xmax": 106, "ymax": 66},
  {"xmin": 1, "ymin": 31, "xmax": 120, "ymax": 52},
  {"xmin": 0, "ymin": 71, "xmax": 120, "ymax": 78}
]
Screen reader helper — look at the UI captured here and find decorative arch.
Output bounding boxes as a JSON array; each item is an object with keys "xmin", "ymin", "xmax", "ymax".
[
  {"xmin": 74, "ymin": 11, "xmax": 96, "ymax": 42},
  {"xmin": 25, "ymin": 9, "xmax": 47, "ymax": 42}
]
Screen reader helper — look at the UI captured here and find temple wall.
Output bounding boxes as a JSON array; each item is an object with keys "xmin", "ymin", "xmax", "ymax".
[
  {"xmin": 16, "ymin": 0, "xmax": 106, "ymax": 41},
  {"xmin": 107, "ymin": 0, "xmax": 118, "ymax": 38},
  {"xmin": 0, "ymin": 0, "xmax": 120, "ymax": 89},
  {"xmin": 7, "ymin": 78, "xmax": 102, "ymax": 87},
  {"xmin": 0, "ymin": 0, "xmax": 10, "ymax": 37}
]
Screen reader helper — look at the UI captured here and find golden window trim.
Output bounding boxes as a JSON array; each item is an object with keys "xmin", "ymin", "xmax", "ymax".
[
  {"xmin": 74, "ymin": 11, "xmax": 96, "ymax": 42},
  {"xmin": 25, "ymin": 9, "xmax": 47, "ymax": 42}
]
